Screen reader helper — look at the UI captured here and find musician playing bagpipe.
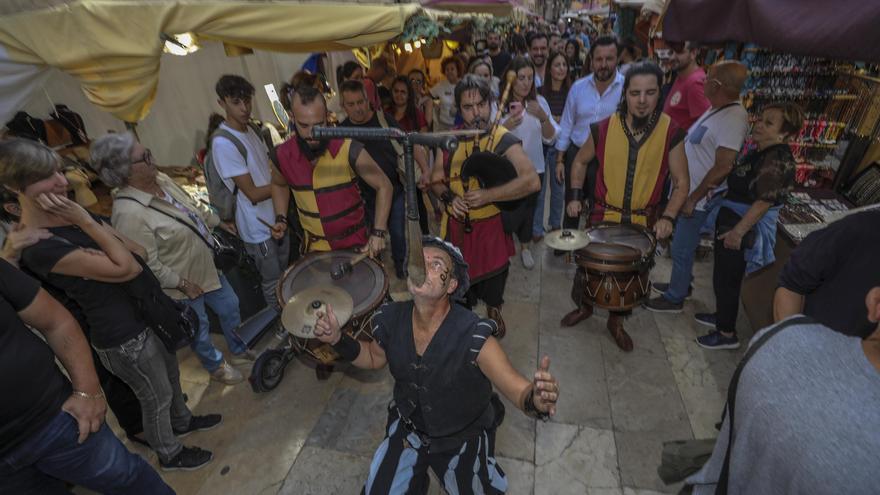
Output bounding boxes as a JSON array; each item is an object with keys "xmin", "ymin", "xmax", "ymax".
[
  {"xmin": 269, "ymin": 85, "xmax": 392, "ymax": 257},
  {"xmin": 429, "ymin": 74, "xmax": 540, "ymax": 337}
]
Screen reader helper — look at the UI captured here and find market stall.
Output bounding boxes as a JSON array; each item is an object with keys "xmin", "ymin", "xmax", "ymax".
[{"xmin": 660, "ymin": 0, "xmax": 880, "ymax": 330}]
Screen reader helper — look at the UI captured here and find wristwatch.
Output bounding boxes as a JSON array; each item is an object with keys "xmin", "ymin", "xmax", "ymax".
[{"xmin": 370, "ymin": 228, "xmax": 388, "ymax": 239}]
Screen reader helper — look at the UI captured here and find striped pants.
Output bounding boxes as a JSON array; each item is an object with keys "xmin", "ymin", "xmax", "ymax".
[{"xmin": 364, "ymin": 414, "xmax": 508, "ymax": 494}]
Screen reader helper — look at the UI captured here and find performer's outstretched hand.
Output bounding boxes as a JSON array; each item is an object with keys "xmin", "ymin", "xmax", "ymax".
[
  {"xmin": 533, "ymin": 355, "xmax": 559, "ymax": 416},
  {"xmin": 566, "ymin": 200, "xmax": 582, "ymax": 218},
  {"xmin": 314, "ymin": 304, "xmax": 342, "ymax": 345}
]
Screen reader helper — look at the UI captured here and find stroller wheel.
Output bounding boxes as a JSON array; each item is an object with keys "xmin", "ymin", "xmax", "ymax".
[{"xmin": 249, "ymin": 349, "xmax": 287, "ymax": 393}]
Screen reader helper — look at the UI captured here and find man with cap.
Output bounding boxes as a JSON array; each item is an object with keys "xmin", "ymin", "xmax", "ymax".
[{"xmin": 314, "ymin": 237, "xmax": 559, "ymax": 494}]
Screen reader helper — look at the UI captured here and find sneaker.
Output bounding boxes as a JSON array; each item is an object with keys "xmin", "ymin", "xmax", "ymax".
[
  {"xmin": 696, "ymin": 330, "xmax": 740, "ymax": 350},
  {"xmin": 160, "ymin": 446, "xmax": 213, "ymax": 472},
  {"xmin": 651, "ymin": 283, "xmax": 694, "ymax": 299},
  {"xmin": 694, "ymin": 313, "xmax": 717, "ymax": 329},
  {"xmin": 174, "ymin": 414, "xmax": 222, "ymax": 437},
  {"xmin": 644, "ymin": 295, "xmax": 683, "ymax": 313},
  {"xmin": 229, "ymin": 349, "xmax": 257, "ymax": 366},
  {"xmin": 521, "ymin": 248, "xmax": 535, "ymax": 270},
  {"xmin": 210, "ymin": 361, "xmax": 243, "ymax": 385}
]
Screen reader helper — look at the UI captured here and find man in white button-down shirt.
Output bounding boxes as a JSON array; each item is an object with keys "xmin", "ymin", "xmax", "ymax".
[{"xmin": 555, "ymin": 36, "xmax": 624, "ymax": 234}]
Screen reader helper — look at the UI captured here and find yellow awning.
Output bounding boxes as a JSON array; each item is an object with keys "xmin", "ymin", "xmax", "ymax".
[{"xmin": 0, "ymin": 1, "xmax": 422, "ymax": 122}]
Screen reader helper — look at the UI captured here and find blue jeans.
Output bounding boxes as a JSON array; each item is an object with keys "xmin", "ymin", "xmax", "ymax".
[
  {"xmin": 389, "ymin": 192, "xmax": 406, "ymax": 269},
  {"xmin": 0, "ymin": 411, "xmax": 174, "ymax": 495},
  {"xmin": 664, "ymin": 200, "xmax": 717, "ymax": 304},
  {"xmin": 186, "ymin": 274, "xmax": 246, "ymax": 372},
  {"xmin": 534, "ymin": 148, "xmax": 565, "ymax": 236}
]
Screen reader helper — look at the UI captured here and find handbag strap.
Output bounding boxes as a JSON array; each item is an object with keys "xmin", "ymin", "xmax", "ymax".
[
  {"xmin": 714, "ymin": 315, "xmax": 815, "ymax": 494},
  {"xmin": 116, "ymin": 196, "xmax": 215, "ymax": 252}
]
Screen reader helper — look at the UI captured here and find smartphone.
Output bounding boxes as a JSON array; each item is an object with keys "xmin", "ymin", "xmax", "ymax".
[{"xmin": 509, "ymin": 101, "xmax": 524, "ymax": 116}]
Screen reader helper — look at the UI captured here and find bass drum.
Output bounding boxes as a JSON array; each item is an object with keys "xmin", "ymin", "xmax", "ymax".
[
  {"xmin": 276, "ymin": 251, "xmax": 389, "ymax": 365},
  {"xmin": 573, "ymin": 224, "xmax": 657, "ymax": 311}
]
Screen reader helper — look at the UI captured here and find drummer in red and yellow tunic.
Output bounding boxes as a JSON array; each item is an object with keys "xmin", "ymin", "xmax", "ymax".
[
  {"xmin": 565, "ymin": 62, "xmax": 689, "ymax": 351},
  {"xmin": 430, "ymin": 74, "xmax": 540, "ymax": 337},
  {"xmin": 269, "ymin": 85, "xmax": 392, "ymax": 257}
]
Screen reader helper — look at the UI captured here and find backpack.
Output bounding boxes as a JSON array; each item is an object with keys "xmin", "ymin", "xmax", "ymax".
[{"xmin": 203, "ymin": 123, "xmax": 261, "ymax": 222}]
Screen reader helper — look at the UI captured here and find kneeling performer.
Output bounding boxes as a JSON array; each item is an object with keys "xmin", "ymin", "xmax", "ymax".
[
  {"xmin": 315, "ymin": 237, "xmax": 559, "ymax": 494},
  {"xmin": 564, "ymin": 62, "xmax": 689, "ymax": 351}
]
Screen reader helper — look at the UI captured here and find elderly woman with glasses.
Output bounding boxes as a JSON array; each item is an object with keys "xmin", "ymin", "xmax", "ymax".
[{"xmin": 91, "ymin": 133, "xmax": 253, "ymax": 385}]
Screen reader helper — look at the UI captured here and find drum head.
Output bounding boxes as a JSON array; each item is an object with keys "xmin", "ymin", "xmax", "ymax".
[
  {"xmin": 586, "ymin": 224, "xmax": 655, "ymax": 256},
  {"xmin": 277, "ymin": 251, "xmax": 388, "ymax": 318}
]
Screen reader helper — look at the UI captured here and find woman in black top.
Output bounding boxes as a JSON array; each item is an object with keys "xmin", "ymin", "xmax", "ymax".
[
  {"xmin": 565, "ymin": 39, "xmax": 584, "ymax": 79},
  {"xmin": 696, "ymin": 102, "xmax": 804, "ymax": 350},
  {"xmin": 538, "ymin": 51, "xmax": 571, "ymax": 237},
  {"xmin": 0, "ymin": 138, "xmax": 218, "ymax": 471}
]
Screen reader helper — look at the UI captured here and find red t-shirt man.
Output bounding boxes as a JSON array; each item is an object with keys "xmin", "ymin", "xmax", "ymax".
[{"xmin": 663, "ymin": 67, "xmax": 711, "ymax": 131}]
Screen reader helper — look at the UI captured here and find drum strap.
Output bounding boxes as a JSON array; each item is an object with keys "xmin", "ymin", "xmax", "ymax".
[{"xmin": 595, "ymin": 200, "xmax": 654, "ymax": 218}]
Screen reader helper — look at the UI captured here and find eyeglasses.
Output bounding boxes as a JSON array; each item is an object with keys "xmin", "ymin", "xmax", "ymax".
[
  {"xmin": 132, "ymin": 149, "xmax": 154, "ymax": 166},
  {"xmin": 409, "ymin": 78, "xmax": 424, "ymax": 86}
]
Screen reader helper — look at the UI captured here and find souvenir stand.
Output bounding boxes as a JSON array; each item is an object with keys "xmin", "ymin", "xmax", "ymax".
[{"xmin": 662, "ymin": 0, "xmax": 880, "ymax": 330}]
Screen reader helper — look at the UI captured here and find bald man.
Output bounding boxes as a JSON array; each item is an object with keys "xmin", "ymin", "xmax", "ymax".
[{"xmin": 646, "ymin": 61, "xmax": 750, "ymax": 313}]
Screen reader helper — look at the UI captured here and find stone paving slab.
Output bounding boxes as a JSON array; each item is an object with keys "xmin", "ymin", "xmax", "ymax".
[{"xmin": 534, "ymin": 422, "xmax": 620, "ymax": 495}]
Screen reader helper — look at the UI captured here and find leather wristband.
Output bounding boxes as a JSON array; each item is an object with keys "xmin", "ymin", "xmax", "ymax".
[
  {"xmin": 331, "ymin": 333, "xmax": 361, "ymax": 362},
  {"xmin": 660, "ymin": 214, "xmax": 676, "ymax": 224},
  {"xmin": 275, "ymin": 214, "xmax": 288, "ymax": 224},
  {"xmin": 439, "ymin": 190, "xmax": 454, "ymax": 205},
  {"xmin": 522, "ymin": 386, "xmax": 550, "ymax": 421},
  {"xmin": 566, "ymin": 188, "xmax": 584, "ymax": 203},
  {"xmin": 371, "ymin": 228, "xmax": 388, "ymax": 239}
]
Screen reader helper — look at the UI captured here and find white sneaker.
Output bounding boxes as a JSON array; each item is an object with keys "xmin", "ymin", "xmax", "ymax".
[
  {"xmin": 229, "ymin": 349, "xmax": 257, "ymax": 366},
  {"xmin": 521, "ymin": 248, "xmax": 535, "ymax": 270},
  {"xmin": 210, "ymin": 361, "xmax": 243, "ymax": 385}
]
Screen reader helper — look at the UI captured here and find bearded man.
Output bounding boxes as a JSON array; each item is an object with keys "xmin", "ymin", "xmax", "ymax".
[
  {"xmin": 563, "ymin": 62, "xmax": 690, "ymax": 351},
  {"xmin": 554, "ymin": 36, "xmax": 625, "ymax": 235},
  {"xmin": 269, "ymin": 85, "xmax": 392, "ymax": 257}
]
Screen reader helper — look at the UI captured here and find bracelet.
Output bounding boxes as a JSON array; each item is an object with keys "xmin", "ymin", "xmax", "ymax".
[
  {"xmin": 275, "ymin": 214, "xmax": 288, "ymax": 224},
  {"xmin": 331, "ymin": 333, "xmax": 361, "ymax": 362},
  {"xmin": 72, "ymin": 390, "xmax": 105, "ymax": 400},
  {"xmin": 565, "ymin": 188, "xmax": 584, "ymax": 203},
  {"xmin": 522, "ymin": 386, "xmax": 550, "ymax": 421},
  {"xmin": 660, "ymin": 214, "xmax": 676, "ymax": 224},
  {"xmin": 370, "ymin": 228, "xmax": 388, "ymax": 239},
  {"xmin": 439, "ymin": 190, "xmax": 454, "ymax": 205}
]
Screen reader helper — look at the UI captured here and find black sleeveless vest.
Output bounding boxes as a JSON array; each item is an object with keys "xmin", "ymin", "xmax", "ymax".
[{"xmin": 373, "ymin": 301, "xmax": 497, "ymax": 439}]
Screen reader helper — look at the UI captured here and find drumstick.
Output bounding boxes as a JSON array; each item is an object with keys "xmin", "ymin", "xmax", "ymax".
[
  {"xmin": 330, "ymin": 251, "xmax": 370, "ymax": 280},
  {"xmin": 257, "ymin": 217, "xmax": 284, "ymax": 246}
]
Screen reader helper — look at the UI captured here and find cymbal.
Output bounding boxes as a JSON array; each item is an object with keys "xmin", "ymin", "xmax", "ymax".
[
  {"xmin": 281, "ymin": 286, "xmax": 353, "ymax": 339},
  {"xmin": 544, "ymin": 229, "xmax": 590, "ymax": 251}
]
